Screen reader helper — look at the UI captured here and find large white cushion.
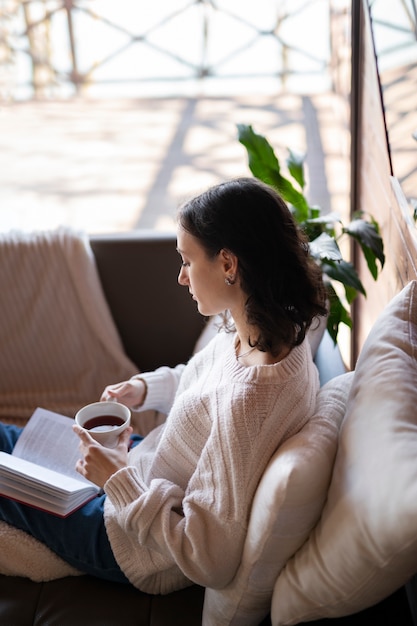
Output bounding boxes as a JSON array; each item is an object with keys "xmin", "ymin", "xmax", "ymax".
[
  {"xmin": 202, "ymin": 371, "xmax": 353, "ymax": 626},
  {"xmin": 271, "ymin": 280, "xmax": 417, "ymax": 625}
]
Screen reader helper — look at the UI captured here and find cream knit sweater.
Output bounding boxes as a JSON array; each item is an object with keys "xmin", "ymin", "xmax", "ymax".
[{"xmin": 103, "ymin": 330, "xmax": 319, "ymax": 594}]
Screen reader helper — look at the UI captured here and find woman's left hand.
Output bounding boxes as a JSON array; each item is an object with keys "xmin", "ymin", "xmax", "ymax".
[{"xmin": 73, "ymin": 424, "xmax": 133, "ymax": 488}]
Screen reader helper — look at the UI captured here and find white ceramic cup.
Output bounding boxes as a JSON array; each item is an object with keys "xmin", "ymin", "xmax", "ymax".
[{"xmin": 75, "ymin": 401, "xmax": 131, "ymax": 448}]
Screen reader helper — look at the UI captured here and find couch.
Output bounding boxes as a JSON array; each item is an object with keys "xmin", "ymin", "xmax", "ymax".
[{"xmin": 0, "ymin": 230, "xmax": 415, "ymax": 625}]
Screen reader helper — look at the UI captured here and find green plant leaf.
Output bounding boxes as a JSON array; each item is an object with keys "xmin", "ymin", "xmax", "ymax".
[
  {"xmin": 305, "ymin": 212, "xmax": 340, "ymax": 239},
  {"xmin": 237, "ymin": 123, "xmax": 281, "ymax": 175},
  {"xmin": 411, "ymin": 198, "xmax": 417, "ymax": 222},
  {"xmin": 309, "ymin": 232, "xmax": 343, "ymax": 262},
  {"xmin": 344, "ymin": 283, "xmax": 358, "ymax": 305},
  {"xmin": 325, "ymin": 282, "xmax": 352, "ymax": 343},
  {"xmin": 306, "ymin": 212, "xmax": 341, "ymax": 226},
  {"xmin": 322, "ymin": 259, "xmax": 366, "ymax": 295},
  {"xmin": 309, "ymin": 206, "xmax": 321, "ymax": 219},
  {"xmin": 237, "ymin": 124, "xmax": 310, "ymax": 221},
  {"xmin": 286, "ymin": 149, "xmax": 306, "ymax": 190},
  {"xmin": 277, "ymin": 177, "xmax": 311, "ymax": 223},
  {"xmin": 344, "ymin": 218, "xmax": 385, "ymax": 279}
]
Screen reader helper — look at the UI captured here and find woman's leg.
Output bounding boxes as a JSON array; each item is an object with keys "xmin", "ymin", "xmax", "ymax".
[
  {"xmin": 0, "ymin": 424, "xmax": 143, "ymax": 584},
  {"xmin": 0, "ymin": 423, "xmax": 23, "ymax": 452},
  {"xmin": 0, "ymin": 492, "xmax": 129, "ymax": 583}
]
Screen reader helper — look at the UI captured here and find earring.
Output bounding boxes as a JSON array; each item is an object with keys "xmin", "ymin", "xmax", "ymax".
[{"xmin": 225, "ymin": 275, "xmax": 235, "ymax": 286}]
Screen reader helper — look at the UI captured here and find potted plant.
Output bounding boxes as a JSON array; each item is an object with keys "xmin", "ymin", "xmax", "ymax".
[{"xmin": 237, "ymin": 124, "xmax": 385, "ymax": 344}]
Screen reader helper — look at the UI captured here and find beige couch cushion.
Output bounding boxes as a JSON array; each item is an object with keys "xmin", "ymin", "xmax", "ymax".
[
  {"xmin": 272, "ymin": 280, "xmax": 417, "ymax": 625},
  {"xmin": 203, "ymin": 371, "xmax": 353, "ymax": 626}
]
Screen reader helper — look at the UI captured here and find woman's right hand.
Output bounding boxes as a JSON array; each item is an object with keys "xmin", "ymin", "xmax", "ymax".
[{"xmin": 100, "ymin": 378, "xmax": 147, "ymax": 409}]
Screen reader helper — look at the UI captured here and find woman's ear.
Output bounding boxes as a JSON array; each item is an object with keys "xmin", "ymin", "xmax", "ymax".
[{"xmin": 220, "ymin": 248, "xmax": 238, "ymax": 276}]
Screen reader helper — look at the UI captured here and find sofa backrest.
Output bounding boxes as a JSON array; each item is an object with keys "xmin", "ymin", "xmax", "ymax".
[{"xmin": 90, "ymin": 231, "xmax": 205, "ymax": 373}]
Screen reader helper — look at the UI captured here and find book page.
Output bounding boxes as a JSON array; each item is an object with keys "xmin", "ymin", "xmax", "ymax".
[
  {"xmin": 12, "ymin": 408, "xmax": 89, "ymax": 483},
  {"xmin": 0, "ymin": 452, "xmax": 98, "ymax": 516},
  {"xmin": 0, "ymin": 452, "xmax": 92, "ymax": 493}
]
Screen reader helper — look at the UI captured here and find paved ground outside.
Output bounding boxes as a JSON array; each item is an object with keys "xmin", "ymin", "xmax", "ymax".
[{"xmin": 0, "ymin": 92, "xmax": 350, "ymax": 235}]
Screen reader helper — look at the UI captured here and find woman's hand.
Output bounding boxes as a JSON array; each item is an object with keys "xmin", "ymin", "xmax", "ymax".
[
  {"xmin": 100, "ymin": 379, "xmax": 147, "ymax": 408},
  {"xmin": 73, "ymin": 424, "xmax": 133, "ymax": 488}
]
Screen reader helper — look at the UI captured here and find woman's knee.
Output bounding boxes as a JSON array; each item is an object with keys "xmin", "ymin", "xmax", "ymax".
[{"xmin": 0, "ymin": 424, "xmax": 22, "ymax": 452}]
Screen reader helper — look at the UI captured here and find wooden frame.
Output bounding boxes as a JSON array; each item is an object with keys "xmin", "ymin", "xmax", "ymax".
[{"xmin": 350, "ymin": 0, "xmax": 417, "ymax": 364}]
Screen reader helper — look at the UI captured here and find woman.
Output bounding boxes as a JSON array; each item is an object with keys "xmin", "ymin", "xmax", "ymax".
[{"xmin": 0, "ymin": 177, "xmax": 327, "ymax": 593}]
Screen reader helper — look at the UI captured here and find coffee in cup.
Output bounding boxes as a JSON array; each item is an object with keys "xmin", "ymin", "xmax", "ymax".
[{"xmin": 75, "ymin": 401, "xmax": 131, "ymax": 448}]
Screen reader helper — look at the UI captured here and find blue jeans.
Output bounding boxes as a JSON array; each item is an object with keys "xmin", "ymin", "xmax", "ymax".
[{"xmin": 0, "ymin": 424, "xmax": 143, "ymax": 583}]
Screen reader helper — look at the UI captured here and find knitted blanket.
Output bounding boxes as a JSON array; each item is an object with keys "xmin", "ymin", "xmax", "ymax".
[
  {"xmin": 0, "ymin": 227, "xmax": 139, "ymax": 426},
  {"xmin": 0, "ymin": 520, "xmax": 82, "ymax": 580},
  {"xmin": 0, "ymin": 227, "xmax": 140, "ymax": 580}
]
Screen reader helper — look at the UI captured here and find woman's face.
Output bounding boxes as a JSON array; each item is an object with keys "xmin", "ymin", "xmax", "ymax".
[{"xmin": 176, "ymin": 227, "xmax": 233, "ymax": 317}]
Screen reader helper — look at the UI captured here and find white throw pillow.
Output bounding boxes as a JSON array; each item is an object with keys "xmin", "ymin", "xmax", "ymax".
[
  {"xmin": 202, "ymin": 372, "xmax": 353, "ymax": 626},
  {"xmin": 271, "ymin": 280, "xmax": 417, "ymax": 625}
]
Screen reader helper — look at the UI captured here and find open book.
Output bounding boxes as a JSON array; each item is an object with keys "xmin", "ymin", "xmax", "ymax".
[{"xmin": 0, "ymin": 408, "xmax": 100, "ymax": 517}]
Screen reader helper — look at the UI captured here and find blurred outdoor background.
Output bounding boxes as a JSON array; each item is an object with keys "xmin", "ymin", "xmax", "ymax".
[{"xmin": 0, "ymin": 0, "xmax": 416, "ymax": 235}]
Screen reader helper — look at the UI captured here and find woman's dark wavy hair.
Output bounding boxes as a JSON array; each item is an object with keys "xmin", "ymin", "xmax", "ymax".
[{"xmin": 178, "ymin": 177, "xmax": 327, "ymax": 356}]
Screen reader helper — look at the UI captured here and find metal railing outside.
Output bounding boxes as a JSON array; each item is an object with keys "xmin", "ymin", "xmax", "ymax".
[
  {"xmin": 369, "ymin": 0, "xmax": 417, "ymax": 70},
  {"xmin": 0, "ymin": 0, "xmax": 342, "ymax": 100},
  {"xmin": 368, "ymin": 0, "xmax": 417, "ymax": 207}
]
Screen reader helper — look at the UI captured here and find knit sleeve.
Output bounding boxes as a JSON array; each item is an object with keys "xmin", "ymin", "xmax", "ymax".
[
  {"xmin": 104, "ymin": 441, "xmax": 248, "ymax": 589},
  {"xmin": 131, "ymin": 364, "xmax": 185, "ymax": 415}
]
